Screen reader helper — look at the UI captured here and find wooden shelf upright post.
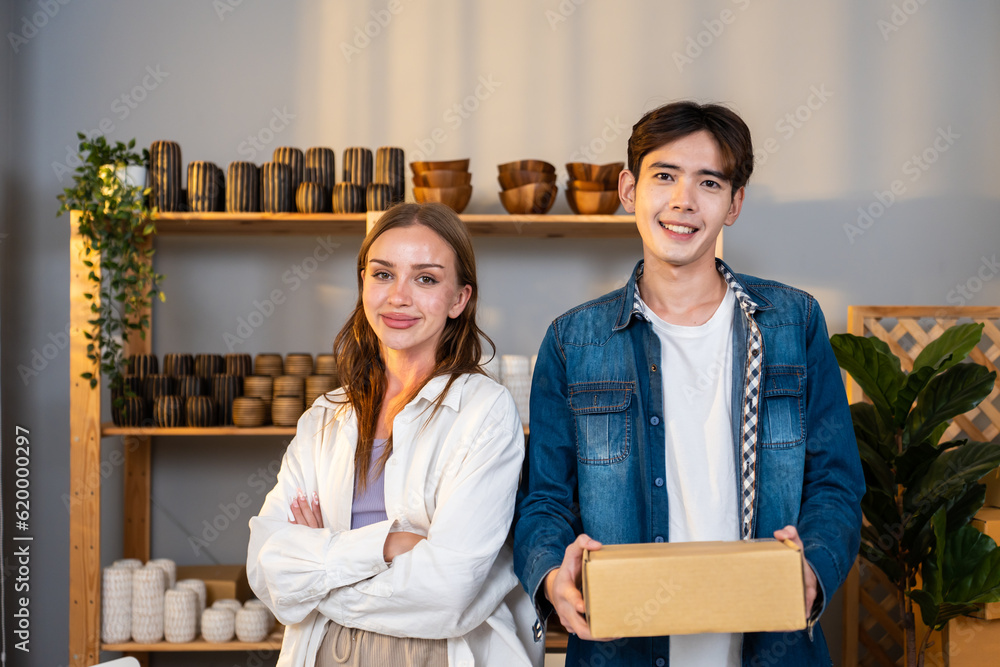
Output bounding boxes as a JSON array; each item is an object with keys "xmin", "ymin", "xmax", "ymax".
[{"xmin": 68, "ymin": 212, "xmax": 102, "ymax": 666}]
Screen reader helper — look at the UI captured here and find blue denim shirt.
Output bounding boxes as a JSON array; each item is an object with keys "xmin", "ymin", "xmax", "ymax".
[{"xmin": 513, "ymin": 259, "xmax": 864, "ymax": 667}]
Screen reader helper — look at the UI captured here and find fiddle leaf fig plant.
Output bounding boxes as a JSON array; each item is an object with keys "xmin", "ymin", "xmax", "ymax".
[
  {"xmin": 831, "ymin": 322, "xmax": 1000, "ymax": 667},
  {"xmin": 57, "ymin": 133, "xmax": 165, "ymax": 416}
]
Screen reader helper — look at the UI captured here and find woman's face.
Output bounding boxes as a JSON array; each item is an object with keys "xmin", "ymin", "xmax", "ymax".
[{"xmin": 362, "ymin": 224, "xmax": 471, "ymax": 365}]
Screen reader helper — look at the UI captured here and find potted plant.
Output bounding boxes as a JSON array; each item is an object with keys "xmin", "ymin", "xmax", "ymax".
[
  {"xmin": 831, "ymin": 322, "xmax": 1000, "ymax": 667},
  {"xmin": 57, "ymin": 133, "xmax": 165, "ymax": 420}
]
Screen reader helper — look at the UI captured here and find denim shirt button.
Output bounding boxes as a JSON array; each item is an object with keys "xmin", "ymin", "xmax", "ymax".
[
  {"xmin": 650, "ymin": 416, "xmax": 660, "ymax": 426},
  {"xmin": 654, "ymin": 477, "xmax": 664, "ymax": 487},
  {"xmin": 654, "ymin": 536, "xmax": 664, "ymax": 543},
  {"xmin": 656, "ymin": 658, "xmax": 666, "ymax": 666},
  {"xmin": 651, "ymin": 364, "xmax": 657, "ymax": 372}
]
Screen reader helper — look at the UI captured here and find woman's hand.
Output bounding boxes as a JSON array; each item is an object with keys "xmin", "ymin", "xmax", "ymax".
[
  {"xmin": 289, "ymin": 489, "xmax": 323, "ymax": 528},
  {"xmin": 383, "ymin": 531, "xmax": 426, "ymax": 563}
]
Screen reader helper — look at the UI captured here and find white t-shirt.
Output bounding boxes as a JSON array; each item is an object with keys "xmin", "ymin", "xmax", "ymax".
[{"xmin": 640, "ymin": 285, "xmax": 741, "ymax": 667}]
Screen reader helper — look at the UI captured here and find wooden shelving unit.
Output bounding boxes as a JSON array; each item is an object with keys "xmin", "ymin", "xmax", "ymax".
[{"xmin": 68, "ymin": 209, "xmax": 641, "ymax": 666}]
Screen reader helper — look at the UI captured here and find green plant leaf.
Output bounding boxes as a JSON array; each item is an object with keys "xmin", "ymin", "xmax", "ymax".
[
  {"xmin": 912, "ymin": 323, "xmax": 984, "ymax": 376},
  {"xmin": 831, "ymin": 333, "xmax": 903, "ymax": 426},
  {"xmin": 907, "ymin": 588, "xmax": 942, "ymax": 629},
  {"xmin": 896, "ymin": 441, "xmax": 942, "ymax": 488},
  {"xmin": 902, "ymin": 442, "xmax": 1000, "ymax": 561},
  {"xmin": 906, "ymin": 364, "xmax": 996, "ymax": 447}
]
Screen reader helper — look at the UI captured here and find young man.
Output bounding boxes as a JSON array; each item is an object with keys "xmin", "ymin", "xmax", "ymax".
[{"xmin": 513, "ymin": 101, "xmax": 864, "ymax": 666}]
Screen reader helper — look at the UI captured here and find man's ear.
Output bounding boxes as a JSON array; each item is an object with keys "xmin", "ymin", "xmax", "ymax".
[
  {"xmin": 724, "ymin": 186, "xmax": 745, "ymax": 227},
  {"xmin": 619, "ymin": 169, "xmax": 637, "ymax": 213}
]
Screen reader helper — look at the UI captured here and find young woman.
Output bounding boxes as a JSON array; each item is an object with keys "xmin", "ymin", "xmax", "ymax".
[{"xmin": 248, "ymin": 203, "xmax": 541, "ymax": 667}]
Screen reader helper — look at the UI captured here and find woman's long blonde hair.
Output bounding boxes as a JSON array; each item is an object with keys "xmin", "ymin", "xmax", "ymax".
[{"xmin": 333, "ymin": 202, "xmax": 494, "ymax": 491}]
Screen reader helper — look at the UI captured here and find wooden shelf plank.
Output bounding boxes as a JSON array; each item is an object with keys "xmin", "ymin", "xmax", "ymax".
[
  {"xmin": 102, "ymin": 628, "xmax": 284, "ymax": 651},
  {"xmin": 153, "ymin": 212, "xmax": 638, "ymax": 238},
  {"xmin": 102, "ymin": 422, "xmax": 528, "ymax": 436},
  {"xmin": 102, "ymin": 423, "xmax": 296, "ymax": 436}
]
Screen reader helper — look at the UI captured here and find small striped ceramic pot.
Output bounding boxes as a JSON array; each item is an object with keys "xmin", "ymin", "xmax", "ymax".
[
  {"xmin": 185, "ymin": 396, "xmax": 216, "ymax": 427},
  {"xmin": 186, "ymin": 161, "xmax": 224, "ymax": 212},
  {"xmin": 150, "ymin": 140, "xmax": 183, "ymax": 212},
  {"xmin": 332, "ymin": 182, "xmax": 364, "ymax": 213},
  {"xmin": 273, "ymin": 146, "xmax": 304, "ymax": 196},
  {"xmin": 343, "ymin": 147, "xmax": 373, "ymax": 190},
  {"xmin": 296, "ymin": 182, "xmax": 329, "ymax": 213},
  {"xmin": 153, "ymin": 396, "xmax": 184, "ymax": 427},
  {"xmin": 226, "ymin": 161, "xmax": 260, "ymax": 212},
  {"xmin": 260, "ymin": 162, "xmax": 293, "ymax": 213},
  {"xmin": 305, "ymin": 147, "xmax": 336, "ymax": 196}
]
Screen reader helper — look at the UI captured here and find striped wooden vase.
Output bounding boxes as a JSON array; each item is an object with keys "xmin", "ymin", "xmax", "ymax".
[
  {"xmin": 273, "ymin": 147, "xmax": 304, "ymax": 196},
  {"xmin": 112, "ymin": 396, "xmax": 145, "ymax": 427},
  {"xmin": 296, "ymin": 182, "xmax": 328, "ymax": 213},
  {"xmin": 225, "ymin": 353, "xmax": 253, "ymax": 377},
  {"xmin": 185, "ymin": 396, "xmax": 216, "ymax": 427},
  {"xmin": 144, "ymin": 374, "xmax": 174, "ymax": 408},
  {"xmin": 163, "ymin": 353, "xmax": 194, "ymax": 377},
  {"xmin": 366, "ymin": 183, "xmax": 393, "ymax": 212},
  {"xmin": 343, "ymin": 147, "xmax": 373, "ymax": 190},
  {"xmin": 260, "ymin": 162, "xmax": 292, "ymax": 213},
  {"xmin": 194, "ymin": 354, "xmax": 224, "ymax": 378},
  {"xmin": 211, "ymin": 374, "xmax": 243, "ymax": 426},
  {"xmin": 305, "ymin": 147, "xmax": 335, "ymax": 196},
  {"xmin": 186, "ymin": 161, "xmax": 224, "ymax": 212},
  {"xmin": 112, "ymin": 375, "xmax": 143, "ymax": 404},
  {"xmin": 253, "ymin": 353, "xmax": 283, "ymax": 377},
  {"xmin": 233, "ymin": 397, "xmax": 266, "ymax": 427},
  {"xmin": 153, "ymin": 396, "xmax": 184, "ymax": 427},
  {"xmin": 332, "ymin": 183, "xmax": 364, "ymax": 213},
  {"xmin": 128, "ymin": 353, "xmax": 159, "ymax": 379},
  {"xmin": 175, "ymin": 375, "xmax": 207, "ymax": 398},
  {"xmin": 150, "ymin": 140, "xmax": 183, "ymax": 212},
  {"xmin": 375, "ymin": 146, "xmax": 405, "ymax": 204},
  {"xmin": 226, "ymin": 162, "xmax": 260, "ymax": 212}
]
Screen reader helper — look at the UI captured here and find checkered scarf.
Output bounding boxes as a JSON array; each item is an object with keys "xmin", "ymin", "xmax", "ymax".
[{"xmin": 631, "ymin": 259, "xmax": 762, "ymax": 539}]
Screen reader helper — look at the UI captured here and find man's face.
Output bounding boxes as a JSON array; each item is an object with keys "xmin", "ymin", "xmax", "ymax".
[{"xmin": 620, "ymin": 130, "xmax": 744, "ymax": 273}]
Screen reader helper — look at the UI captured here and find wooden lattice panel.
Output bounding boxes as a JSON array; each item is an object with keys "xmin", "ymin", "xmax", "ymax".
[{"xmin": 842, "ymin": 306, "xmax": 1000, "ymax": 667}]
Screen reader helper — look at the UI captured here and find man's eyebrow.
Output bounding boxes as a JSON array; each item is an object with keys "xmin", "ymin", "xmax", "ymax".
[{"xmin": 648, "ymin": 161, "xmax": 730, "ymax": 182}]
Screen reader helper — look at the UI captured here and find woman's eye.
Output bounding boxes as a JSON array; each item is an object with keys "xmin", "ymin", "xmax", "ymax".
[
  {"xmin": 372, "ymin": 270, "xmax": 391, "ymax": 280},
  {"xmin": 417, "ymin": 275, "xmax": 438, "ymax": 285}
]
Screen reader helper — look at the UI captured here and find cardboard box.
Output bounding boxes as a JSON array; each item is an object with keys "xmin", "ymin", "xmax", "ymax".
[
  {"xmin": 582, "ymin": 540, "xmax": 806, "ymax": 638},
  {"xmin": 944, "ymin": 614, "xmax": 1000, "ymax": 667},
  {"xmin": 980, "ymin": 469, "xmax": 1000, "ymax": 509},
  {"xmin": 175, "ymin": 564, "xmax": 251, "ymax": 605},
  {"xmin": 970, "ymin": 508, "xmax": 1000, "ymax": 620}
]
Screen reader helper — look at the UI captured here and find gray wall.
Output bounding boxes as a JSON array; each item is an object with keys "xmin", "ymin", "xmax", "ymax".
[{"xmin": 2, "ymin": 1, "xmax": 999, "ymax": 666}]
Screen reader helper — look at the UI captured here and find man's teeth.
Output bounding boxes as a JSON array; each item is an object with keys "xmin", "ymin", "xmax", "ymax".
[{"xmin": 661, "ymin": 223, "xmax": 695, "ymax": 234}]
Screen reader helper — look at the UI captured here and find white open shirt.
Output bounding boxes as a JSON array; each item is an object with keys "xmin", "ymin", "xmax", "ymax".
[{"xmin": 247, "ymin": 373, "xmax": 542, "ymax": 667}]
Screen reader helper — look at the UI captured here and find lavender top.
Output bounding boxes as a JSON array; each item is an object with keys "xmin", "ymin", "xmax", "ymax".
[{"xmin": 351, "ymin": 438, "xmax": 389, "ymax": 530}]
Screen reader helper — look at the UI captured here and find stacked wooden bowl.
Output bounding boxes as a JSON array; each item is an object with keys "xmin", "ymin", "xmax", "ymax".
[
  {"xmin": 498, "ymin": 160, "xmax": 557, "ymax": 214},
  {"xmin": 565, "ymin": 162, "xmax": 623, "ymax": 215},
  {"xmin": 411, "ymin": 159, "xmax": 472, "ymax": 213}
]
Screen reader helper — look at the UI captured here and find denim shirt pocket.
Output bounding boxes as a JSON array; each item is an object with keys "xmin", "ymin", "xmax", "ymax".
[
  {"xmin": 760, "ymin": 366, "xmax": 805, "ymax": 448},
  {"xmin": 568, "ymin": 381, "xmax": 633, "ymax": 465}
]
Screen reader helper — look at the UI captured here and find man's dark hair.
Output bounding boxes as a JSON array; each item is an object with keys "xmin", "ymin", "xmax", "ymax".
[{"xmin": 627, "ymin": 101, "xmax": 754, "ymax": 194}]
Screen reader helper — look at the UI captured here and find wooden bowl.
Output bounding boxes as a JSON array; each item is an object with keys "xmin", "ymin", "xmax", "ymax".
[
  {"xmin": 498, "ymin": 160, "xmax": 556, "ymax": 174},
  {"xmin": 499, "ymin": 182, "xmax": 558, "ymax": 215},
  {"xmin": 410, "ymin": 159, "xmax": 470, "ymax": 174},
  {"xmin": 565, "ymin": 162, "xmax": 624, "ymax": 186},
  {"xmin": 412, "ymin": 185, "xmax": 473, "ymax": 213},
  {"xmin": 566, "ymin": 179, "xmax": 608, "ymax": 192},
  {"xmin": 412, "ymin": 170, "xmax": 472, "ymax": 188},
  {"xmin": 498, "ymin": 170, "xmax": 557, "ymax": 190},
  {"xmin": 565, "ymin": 189, "xmax": 621, "ymax": 215}
]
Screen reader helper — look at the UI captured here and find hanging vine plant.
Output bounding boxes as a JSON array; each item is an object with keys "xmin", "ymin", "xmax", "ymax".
[{"xmin": 57, "ymin": 133, "xmax": 165, "ymax": 416}]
